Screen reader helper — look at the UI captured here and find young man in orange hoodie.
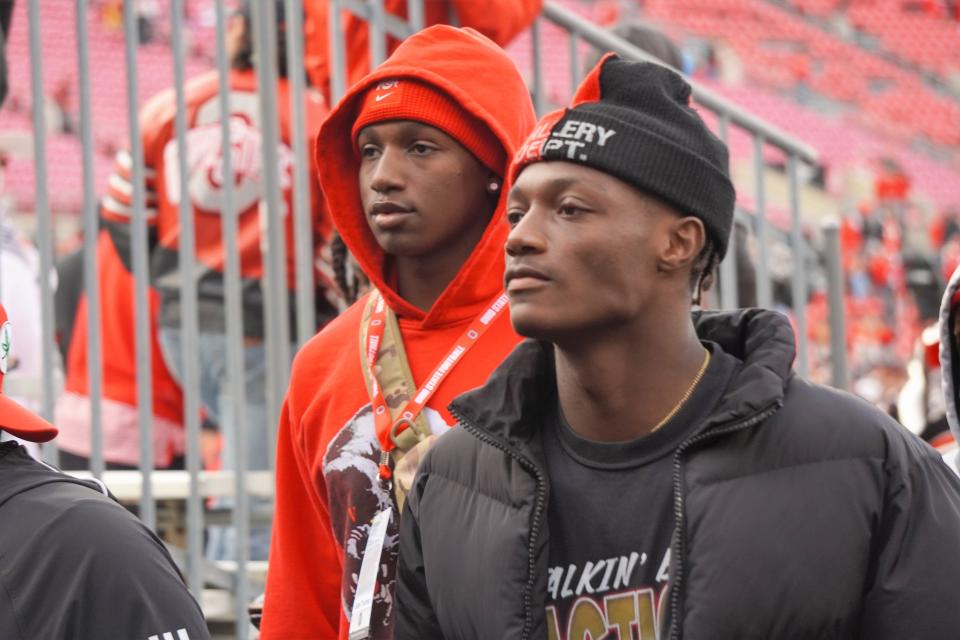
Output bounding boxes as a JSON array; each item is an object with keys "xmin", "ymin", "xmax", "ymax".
[{"xmin": 261, "ymin": 26, "xmax": 536, "ymax": 639}]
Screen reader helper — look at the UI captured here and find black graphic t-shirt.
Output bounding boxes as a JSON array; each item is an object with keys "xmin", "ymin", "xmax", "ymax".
[{"xmin": 543, "ymin": 343, "xmax": 737, "ymax": 640}]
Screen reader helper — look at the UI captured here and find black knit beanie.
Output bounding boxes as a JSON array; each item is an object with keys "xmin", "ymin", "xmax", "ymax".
[{"xmin": 511, "ymin": 54, "xmax": 736, "ymax": 259}]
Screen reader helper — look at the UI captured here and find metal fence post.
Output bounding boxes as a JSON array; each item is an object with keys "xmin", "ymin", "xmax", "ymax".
[
  {"xmin": 409, "ymin": 0, "xmax": 426, "ymax": 32},
  {"xmin": 285, "ymin": 0, "xmax": 316, "ymax": 350},
  {"xmin": 531, "ymin": 18, "xmax": 545, "ymax": 115},
  {"xmin": 122, "ymin": 0, "xmax": 155, "ymax": 530},
  {"xmin": 171, "ymin": 0, "xmax": 204, "ymax": 595},
  {"xmin": 823, "ymin": 218, "xmax": 848, "ymax": 390},
  {"xmin": 215, "ymin": 0, "xmax": 251, "ymax": 627},
  {"xmin": 568, "ymin": 32, "xmax": 579, "ymax": 99},
  {"xmin": 752, "ymin": 135, "xmax": 772, "ymax": 309},
  {"xmin": 369, "ymin": 0, "xmax": 387, "ymax": 67},
  {"xmin": 788, "ymin": 154, "xmax": 809, "ymax": 376},
  {"xmin": 329, "ymin": 0, "xmax": 347, "ymax": 102},
  {"xmin": 27, "ymin": 0, "xmax": 58, "ymax": 469},
  {"xmin": 251, "ymin": 0, "xmax": 291, "ymax": 466},
  {"xmin": 75, "ymin": 0, "xmax": 104, "ymax": 477},
  {"xmin": 716, "ymin": 113, "xmax": 739, "ymax": 310}
]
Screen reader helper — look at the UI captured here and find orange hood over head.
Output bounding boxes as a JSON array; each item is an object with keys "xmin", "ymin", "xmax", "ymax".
[{"xmin": 317, "ymin": 25, "xmax": 536, "ymax": 327}]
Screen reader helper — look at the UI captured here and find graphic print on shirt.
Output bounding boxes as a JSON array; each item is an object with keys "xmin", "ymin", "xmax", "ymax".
[
  {"xmin": 323, "ymin": 403, "xmax": 452, "ymax": 639},
  {"xmin": 546, "ymin": 549, "xmax": 671, "ymax": 640},
  {"xmin": 160, "ymin": 91, "xmax": 296, "ymax": 275}
]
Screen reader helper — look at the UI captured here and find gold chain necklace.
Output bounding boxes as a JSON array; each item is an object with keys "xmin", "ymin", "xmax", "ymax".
[{"xmin": 650, "ymin": 347, "xmax": 711, "ymax": 433}]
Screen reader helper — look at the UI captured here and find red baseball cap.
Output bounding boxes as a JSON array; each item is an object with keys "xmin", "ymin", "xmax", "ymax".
[{"xmin": 0, "ymin": 304, "xmax": 57, "ymax": 442}]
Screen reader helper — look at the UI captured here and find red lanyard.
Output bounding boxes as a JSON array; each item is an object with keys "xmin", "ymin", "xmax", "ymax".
[{"xmin": 366, "ymin": 291, "xmax": 509, "ymax": 480}]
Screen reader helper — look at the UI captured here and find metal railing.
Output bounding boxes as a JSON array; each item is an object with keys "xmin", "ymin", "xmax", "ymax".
[{"xmin": 17, "ymin": 1, "xmax": 847, "ymax": 636}]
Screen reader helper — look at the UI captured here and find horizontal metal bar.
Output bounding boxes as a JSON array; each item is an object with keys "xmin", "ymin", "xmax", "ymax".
[
  {"xmin": 541, "ymin": 1, "xmax": 819, "ymax": 163},
  {"xmin": 66, "ymin": 470, "xmax": 275, "ymax": 502},
  {"xmin": 164, "ymin": 545, "xmax": 268, "ymax": 591}
]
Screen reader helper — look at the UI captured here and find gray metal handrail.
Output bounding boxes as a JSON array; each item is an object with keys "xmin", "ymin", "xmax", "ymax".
[{"xmin": 541, "ymin": 1, "xmax": 820, "ymax": 163}]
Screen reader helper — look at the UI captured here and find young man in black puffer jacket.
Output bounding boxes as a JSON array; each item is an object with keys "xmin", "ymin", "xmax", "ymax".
[{"xmin": 395, "ymin": 55, "xmax": 960, "ymax": 640}]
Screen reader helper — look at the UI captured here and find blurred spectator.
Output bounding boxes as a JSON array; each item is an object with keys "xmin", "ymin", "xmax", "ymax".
[
  {"xmin": 930, "ymin": 206, "xmax": 960, "ymax": 250},
  {"xmin": 858, "ymin": 202, "xmax": 883, "ymax": 242},
  {"xmin": 733, "ymin": 219, "xmax": 758, "ymax": 307},
  {"xmin": 53, "ymin": 240, "xmax": 84, "ymax": 365},
  {"xmin": 302, "ymin": 0, "xmax": 543, "ymax": 100},
  {"xmin": 854, "ymin": 356, "xmax": 908, "ymax": 419},
  {"xmin": 897, "ymin": 325, "xmax": 951, "ymax": 444},
  {"xmin": 938, "ymin": 264, "xmax": 960, "ymax": 475},
  {"xmin": 48, "ymin": 78, "xmax": 75, "ymax": 135},
  {"xmin": 0, "ymin": 214, "xmax": 56, "ymax": 460},
  {"xmin": 98, "ymin": 0, "xmax": 122, "ymax": 35},
  {"xmin": 587, "ymin": 17, "xmax": 685, "ymax": 71},
  {"xmin": 874, "ymin": 157, "xmax": 910, "ymax": 212},
  {"xmin": 136, "ymin": 0, "xmax": 160, "ymax": 43},
  {"xmin": 54, "ymin": 226, "xmax": 187, "ymax": 472},
  {"xmin": 99, "ymin": 0, "xmax": 338, "ymax": 560}
]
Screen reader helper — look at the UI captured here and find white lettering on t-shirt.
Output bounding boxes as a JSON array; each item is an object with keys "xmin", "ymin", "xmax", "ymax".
[
  {"xmin": 548, "ymin": 552, "xmax": 646, "ymax": 600},
  {"xmin": 613, "ymin": 552, "xmax": 640, "ymax": 590},
  {"xmin": 656, "ymin": 548, "xmax": 671, "ymax": 583}
]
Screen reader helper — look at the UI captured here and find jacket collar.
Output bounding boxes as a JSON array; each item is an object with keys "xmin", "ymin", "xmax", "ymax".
[{"xmin": 450, "ymin": 308, "xmax": 796, "ymax": 447}]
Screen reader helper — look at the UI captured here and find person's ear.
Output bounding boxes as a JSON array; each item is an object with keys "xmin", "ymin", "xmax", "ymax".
[{"xmin": 657, "ymin": 216, "xmax": 705, "ymax": 275}]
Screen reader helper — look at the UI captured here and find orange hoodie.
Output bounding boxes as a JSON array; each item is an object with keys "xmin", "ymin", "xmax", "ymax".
[
  {"xmin": 303, "ymin": 0, "xmax": 543, "ymax": 102},
  {"xmin": 262, "ymin": 27, "xmax": 536, "ymax": 639}
]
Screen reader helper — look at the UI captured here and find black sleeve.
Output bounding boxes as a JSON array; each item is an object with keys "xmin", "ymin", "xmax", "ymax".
[
  {"xmin": 859, "ymin": 452, "xmax": 960, "ymax": 637},
  {"xmin": 396, "ymin": 472, "xmax": 446, "ymax": 640},
  {"xmin": 103, "ymin": 216, "xmax": 159, "ymax": 276},
  {"xmin": 53, "ymin": 248, "xmax": 85, "ymax": 362},
  {"xmin": 1, "ymin": 486, "xmax": 211, "ymax": 640},
  {"xmin": 103, "ymin": 217, "xmax": 135, "ymax": 274}
]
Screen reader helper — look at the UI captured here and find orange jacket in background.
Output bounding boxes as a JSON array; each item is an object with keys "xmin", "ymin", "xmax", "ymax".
[
  {"xmin": 303, "ymin": 0, "xmax": 543, "ymax": 100},
  {"xmin": 261, "ymin": 26, "xmax": 537, "ymax": 639},
  {"xmin": 56, "ymin": 229, "xmax": 185, "ymax": 467}
]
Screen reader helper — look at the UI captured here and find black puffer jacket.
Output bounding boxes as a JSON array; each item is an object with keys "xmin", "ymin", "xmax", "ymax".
[{"xmin": 397, "ymin": 309, "xmax": 960, "ymax": 640}]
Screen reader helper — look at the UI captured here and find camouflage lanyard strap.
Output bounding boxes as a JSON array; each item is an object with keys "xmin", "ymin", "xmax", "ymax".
[{"xmin": 358, "ymin": 288, "xmax": 509, "ymax": 509}]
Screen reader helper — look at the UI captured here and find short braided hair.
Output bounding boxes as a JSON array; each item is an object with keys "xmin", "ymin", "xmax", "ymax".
[
  {"xmin": 691, "ymin": 235, "xmax": 720, "ymax": 305},
  {"xmin": 330, "ymin": 231, "xmax": 370, "ymax": 305}
]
